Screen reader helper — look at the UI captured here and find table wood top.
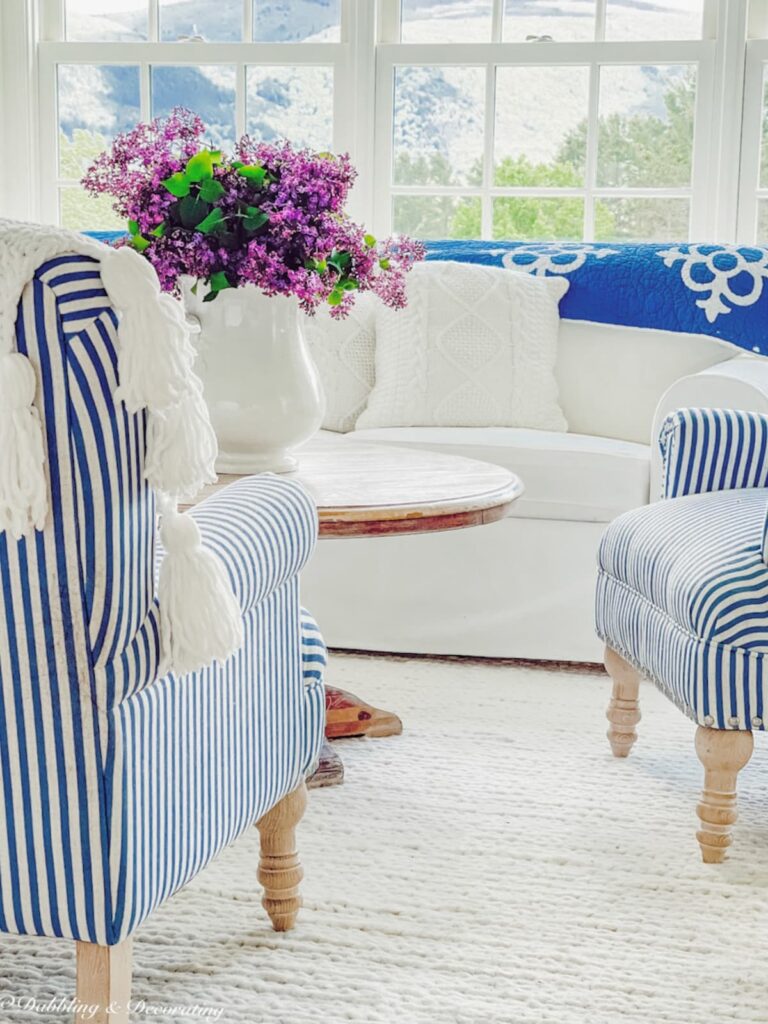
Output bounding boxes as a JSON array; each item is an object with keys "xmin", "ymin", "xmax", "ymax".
[{"xmin": 185, "ymin": 437, "xmax": 524, "ymax": 538}]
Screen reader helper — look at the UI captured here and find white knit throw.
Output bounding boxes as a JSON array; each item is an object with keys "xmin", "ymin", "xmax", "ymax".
[{"xmin": 0, "ymin": 219, "xmax": 243, "ymax": 675}]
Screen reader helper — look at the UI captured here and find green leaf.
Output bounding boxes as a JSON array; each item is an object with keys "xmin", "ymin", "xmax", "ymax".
[
  {"xmin": 185, "ymin": 150, "xmax": 215, "ymax": 182},
  {"xmin": 237, "ymin": 164, "xmax": 267, "ymax": 187},
  {"xmin": 327, "ymin": 288, "xmax": 343, "ymax": 307},
  {"xmin": 199, "ymin": 178, "xmax": 225, "ymax": 202},
  {"xmin": 150, "ymin": 222, "xmax": 166, "ymax": 238},
  {"xmin": 190, "ymin": 281, "xmax": 198, "ymax": 295},
  {"xmin": 178, "ymin": 195, "xmax": 211, "ymax": 229},
  {"xmin": 364, "ymin": 233, "xmax": 376, "ymax": 248},
  {"xmin": 315, "ymin": 258, "xmax": 327, "ymax": 273},
  {"xmin": 342, "ymin": 279, "xmax": 359, "ymax": 291},
  {"xmin": 196, "ymin": 207, "xmax": 225, "ymax": 234},
  {"xmin": 208, "ymin": 270, "xmax": 231, "ymax": 292},
  {"xmin": 379, "ymin": 257, "xmax": 391, "ymax": 270},
  {"xmin": 127, "ymin": 218, "xmax": 139, "ymax": 235},
  {"xmin": 202, "ymin": 290, "xmax": 219, "ymax": 303},
  {"xmin": 130, "ymin": 234, "xmax": 150, "ymax": 253},
  {"xmin": 243, "ymin": 209, "xmax": 269, "ymax": 232},
  {"xmin": 161, "ymin": 172, "xmax": 191, "ymax": 198},
  {"xmin": 231, "ymin": 160, "xmax": 244, "ymax": 170},
  {"xmin": 329, "ymin": 250, "xmax": 352, "ymax": 272}
]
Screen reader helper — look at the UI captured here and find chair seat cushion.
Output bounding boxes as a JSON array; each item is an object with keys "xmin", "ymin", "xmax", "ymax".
[
  {"xmin": 348, "ymin": 426, "xmax": 650, "ymax": 523},
  {"xmin": 599, "ymin": 489, "xmax": 768, "ymax": 650},
  {"xmin": 597, "ymin": 489, "xmax": 768, "ymax": 731}
]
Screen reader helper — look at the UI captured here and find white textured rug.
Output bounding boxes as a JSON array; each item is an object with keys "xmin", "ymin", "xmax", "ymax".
[{"xmin": 2, "ymin": 655, "xmax": 768, "ymax": 1024}]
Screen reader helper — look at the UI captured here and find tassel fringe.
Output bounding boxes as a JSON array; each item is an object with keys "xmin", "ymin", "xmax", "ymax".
[
  {"xmin": 0, "ymin": 353, "xmax": 47, "ymax": 539},
  {"xmin": 101, "ymin": 247, "xmax": 195, "ymax": 413},
  {"xmin": 158, "ymin": 500, "xmax": 244, "ymax": 675},
  {"xmin": 145, "ymin": 379, "xmax": 218, "ymax": 499}
]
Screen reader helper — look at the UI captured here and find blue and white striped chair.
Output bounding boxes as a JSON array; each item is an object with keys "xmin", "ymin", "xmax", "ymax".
[
  {"xmin": 0, "ymin": 254, "xmax": 326, "ymax": 1019},
  {"xmin": 597, "ymin": 407, "xmax": 768, "ymax": 863}
]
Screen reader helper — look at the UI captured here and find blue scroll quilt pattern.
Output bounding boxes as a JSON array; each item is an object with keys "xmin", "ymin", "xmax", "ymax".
[{"xmin": 424, "ymin": 241, "xmax": 768, "ymax": 356}]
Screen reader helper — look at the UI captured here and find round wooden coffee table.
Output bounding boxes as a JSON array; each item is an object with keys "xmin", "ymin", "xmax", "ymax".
[{"xmin": 189, "ymin": 437, "xmax": 524, "ymax": 786}]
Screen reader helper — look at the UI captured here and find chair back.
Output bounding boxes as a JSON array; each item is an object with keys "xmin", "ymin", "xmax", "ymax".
[{"xmin": 0, "ymin": 254, "xmax": 159, "ymax": 943}]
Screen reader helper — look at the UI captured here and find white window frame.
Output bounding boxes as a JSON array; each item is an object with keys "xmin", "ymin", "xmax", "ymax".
[
  {"xmin": 374, "ymin": 0, "xmax": 724, "ymax": 240},
  {"xmin": 0, "ymin": 0, "xmax": 761, "ymax": 242},
  {"xmin": 35, "ymin": 0, "xmax": 375, "ymax": 224},
  {"xmin": 738, "ymin": 37, "xmax": 768, "ymax": 241}
]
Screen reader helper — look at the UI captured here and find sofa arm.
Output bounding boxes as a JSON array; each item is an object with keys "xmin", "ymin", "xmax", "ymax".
[
  {"xmin": 659, "ymin": 407, "xmax": 768, "ymax": 499},
  {"xmin": 182, "ymin": 474, "xmax": 319, "ymax": 615},
  {"xmin": 650, "ymin": 356, "xmax": 768, "ymax": 498}
]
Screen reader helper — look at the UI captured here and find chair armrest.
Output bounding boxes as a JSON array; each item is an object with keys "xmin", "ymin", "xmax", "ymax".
[
  {"xmin": 182, "ymin": 474, "xmax": 318, "ymax": 615},
  {"xmin": 650, "ymin": 357, "xmax": 768, "ymax": 498},
  {"xmin": 659, "ymin": 407, "xmax": 768, "ymax": 499}
]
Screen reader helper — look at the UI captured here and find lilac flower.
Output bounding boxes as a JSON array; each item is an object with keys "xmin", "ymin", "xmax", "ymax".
[{"xmin": 82, "ymin": 107, "xmax": 424, "ymax": 315}]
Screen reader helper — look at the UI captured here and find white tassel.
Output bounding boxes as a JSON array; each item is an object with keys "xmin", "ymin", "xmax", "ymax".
[
  {"xmin": 158, "ymin": 501, "xmax": 244, "ymax": 675},
  {"xmin": 144, "ymin": 378, "xmax": 218, "ymax": 499},
  {"xmin": 0, "ymin": 353, "xmax": 47, "ymax": 539},
  {"xmin": 100, "ymin": 247, "xmax": 194, "ymax": 412}
]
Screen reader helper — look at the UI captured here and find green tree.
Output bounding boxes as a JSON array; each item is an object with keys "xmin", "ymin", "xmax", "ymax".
[
  {"xmin": 558, "ymin": 73, "xmax": 695, "ymax": 240},
  {"xmin": 392, "ymin": 152, "xmax": 479, "ymax": 239}
]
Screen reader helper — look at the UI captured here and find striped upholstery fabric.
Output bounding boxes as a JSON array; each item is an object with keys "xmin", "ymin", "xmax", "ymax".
[
  {"xmin": 0, "ymin": 255, "xmax": 325, "ymax": 946},
  {"xmin": 598, "ymin": 406, "xmax": 768, "ymax": 731},
  {"xmin": 660, "ymin": 408, "xmax": 768, "ymax": 500}
]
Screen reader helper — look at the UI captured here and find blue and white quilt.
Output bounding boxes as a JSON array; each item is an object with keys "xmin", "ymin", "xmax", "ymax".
[
  {"xmin": 87, "ymin": 232, "xmax": 768, "ymax": 356},
  {"xmin": 424, "ymin": 241, "xmax": 768, "ymax": 357}
]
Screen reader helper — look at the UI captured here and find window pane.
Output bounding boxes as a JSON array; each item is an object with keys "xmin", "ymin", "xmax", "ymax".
[
  {"xmin": 393, "ymin": 196, "xmax": 481, "ymax": 239},
  {"xmin": 758, "ymin": 201, "xmax": 768, "ymax": 243},
  {"xmin": 594, "ymin": 197, "xmax": 690, "ymax": 241},
  {"xmin": 394, "ymin": 67, "xmax": 485, "ymax": 187},
  {"xmin": 253, "ymin": 0, "xmax": 341, "ymax": 41},
  {"xmin": 495, "ymin": 66, "xmax": 589, "ymax": 187},
  {"xmin": 152, "ymin": 66, "xmax": 236, "ymax": 150},
  {"xmin": 246, "ymin": 66, "xmax": 333, "ymax": 150},
  {"xmin": 605, "ymin": 0, "xmax": 703, "ymax": 40},
  {"xmin": 160, "ymin": 0, "xmax": 242, "ymax": 41},
  {"xmin": 493, "ymin": 197, "xmax": 583, "ymax": 240},
  {"xmin": 65, "ymin": 0, "xmax": 147, "ymax": 41},
  {"xmin": 60, "ymin": 187, "xmax": 124, "ymax": 231},
  {"xmin": 401, "ymin": 0, "xmax": 492, "ymax": 42},
  {"xmin": 58, "ymin": 65, "xmax": 141, "ymax": 178},
  {"xmin": 761, "ymin": 70, "xmax": 768, "ymax": 189},
  {"xmin": 597, "ymin": 65, "xmax": 696, "ymax": 188},
  {"xmin": 503, "ymin": 0, "xmax": 595, "ymax": 42}
]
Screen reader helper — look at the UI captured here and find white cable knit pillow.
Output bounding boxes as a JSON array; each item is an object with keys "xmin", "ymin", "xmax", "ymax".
[
  {"xmin": 356, "ymin": 261, "xmax": 570, "ymax": 431},
  {"xmin": 303, "ymin": 292, "xmax": 376, "ymax": 433}
]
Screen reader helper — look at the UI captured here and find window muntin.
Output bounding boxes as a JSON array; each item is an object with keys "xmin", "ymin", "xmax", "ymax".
[{"xmin": 38, "ymin": 1, "xmax": 764, "ymax": 243}]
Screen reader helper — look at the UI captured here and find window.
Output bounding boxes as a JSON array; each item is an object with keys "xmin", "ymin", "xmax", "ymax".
[
  {"xmin": 378, "ymin": 0, "xmax": 709, "ymax": 241},
  {"xmin": 39, "ymin": 0, "xmax": 348, "ymax": 229},
  {"xmin": 739, "ymin": 31, "xmax": 768, "ymax": 243},
  {"xmin": 21, "ymin": 0, "xmax": 768, "ymax": 242}
]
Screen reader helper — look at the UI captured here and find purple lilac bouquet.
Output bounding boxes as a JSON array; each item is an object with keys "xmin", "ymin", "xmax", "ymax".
[{"xmin": 83, "ymin": 107, "xmax": 424, "ymax": 316}]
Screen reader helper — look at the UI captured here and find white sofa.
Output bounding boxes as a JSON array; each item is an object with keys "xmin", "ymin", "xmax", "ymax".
[{"xmin": 300, "ymin": 319, "xmax": 768, "ymax": 662}]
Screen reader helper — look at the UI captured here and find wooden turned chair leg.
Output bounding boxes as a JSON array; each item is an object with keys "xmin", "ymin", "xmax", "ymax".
[
  {"xmin": 695, "ymin": 725, "xmax": 754, "ymax": 864},
  {"xmin": 604, "ymin": 645, "xmax": 642, "ymax": 758},
  {"xmin": 75, "ymin": 938, "xmax": 133, "ymax": 1024},
  {"xmin": 256, "ymin": 781, "xmax": 308, "ymax": 931}
]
